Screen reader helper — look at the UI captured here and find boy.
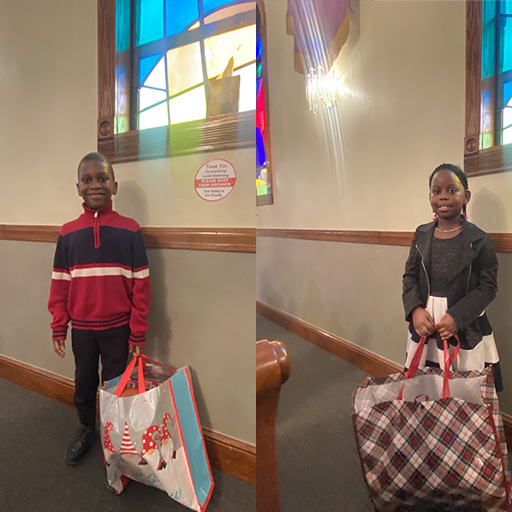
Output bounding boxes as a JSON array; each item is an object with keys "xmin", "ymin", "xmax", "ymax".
[{"xmin": 48, "ymin": 152, "xmax": 150, "ymax": 465}]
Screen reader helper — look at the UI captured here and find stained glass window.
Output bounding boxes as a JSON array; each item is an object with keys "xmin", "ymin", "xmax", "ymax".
[
  {"xmin": 115, "ymin": 0, "xmax": 256, "ymax": 132},
  {"xmin": 256, "ymin": 0, "xmax": 273, "ymax": 205},
  {"xmin": 480, "ymin": 0, "xmax": 512, "ymax": 148}
]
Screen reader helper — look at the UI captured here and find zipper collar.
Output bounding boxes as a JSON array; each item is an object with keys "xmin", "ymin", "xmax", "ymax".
[
  {"xmin": 82, "ymin": 200, "xmax": 113, "ymax": 218},
  {"xmin": 82, "ymin": 200, "xmax": 113, "ymax": 248}
]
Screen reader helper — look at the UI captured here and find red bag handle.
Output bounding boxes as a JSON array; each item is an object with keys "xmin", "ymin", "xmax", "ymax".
[
  {"xmin": 114, "ymin": 354, "xmax": 177, "ymax": 397},
  {"xmin": 398, "ymin": 335, "xmax": 460, "ymax": 400}
]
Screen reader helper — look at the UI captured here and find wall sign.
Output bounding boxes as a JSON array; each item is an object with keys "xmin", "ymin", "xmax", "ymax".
[{"xmin": 194, "ymin": 159, "xmax": 236, "ymax": 201}]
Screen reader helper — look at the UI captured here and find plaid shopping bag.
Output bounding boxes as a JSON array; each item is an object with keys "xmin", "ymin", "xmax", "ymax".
[{"xmin": 352, "ymin": 337, "xmax": 511, "ymax": 512}]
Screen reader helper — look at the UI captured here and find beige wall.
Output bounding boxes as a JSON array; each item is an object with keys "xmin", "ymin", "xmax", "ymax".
[
  {"xmin": 257, "ymin": 0, "xmax": 512, "ymax": 412},
  {"xmin": 1, "ymin": 0, "xmax": 255, "ymax": 443}
]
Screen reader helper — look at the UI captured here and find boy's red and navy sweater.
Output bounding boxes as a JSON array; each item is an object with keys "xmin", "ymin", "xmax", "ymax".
[{"xmin": 48, "ymin": 201, "xmax": 150, "ymax": 345}]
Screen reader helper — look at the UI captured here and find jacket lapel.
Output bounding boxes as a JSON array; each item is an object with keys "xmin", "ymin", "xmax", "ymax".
[
  {"xmin": 415, "ymin": 222, "xmax": 435, "ymax": 270},
  {"xmin": 416, "ymin": 220, "xmax": 481, "ymax": 283}
]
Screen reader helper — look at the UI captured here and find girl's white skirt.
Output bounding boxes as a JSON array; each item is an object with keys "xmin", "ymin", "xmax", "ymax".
[{"xmin": 405, "ymin": 295, "xmax": 499, "ymax": 371}]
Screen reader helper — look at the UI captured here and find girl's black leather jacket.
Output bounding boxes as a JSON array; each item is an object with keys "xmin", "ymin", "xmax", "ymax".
[{"xmin": 402, "ymin": 220, "xmax": 498, "ymax": 349}]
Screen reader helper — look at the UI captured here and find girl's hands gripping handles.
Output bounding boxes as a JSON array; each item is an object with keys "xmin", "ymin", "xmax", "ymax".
[
  {"xmin": 411, "ymin": 306, "xmax": 436, "ymax": 337},
  {"xmin": 435, "ymin": 313, "xmax": 458, "ymax": 342}
]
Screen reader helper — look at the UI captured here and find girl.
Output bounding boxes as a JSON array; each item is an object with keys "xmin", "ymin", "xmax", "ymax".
[{"xmin": 402, "ymin": 163, "xmax": 502, "ymax": 391}]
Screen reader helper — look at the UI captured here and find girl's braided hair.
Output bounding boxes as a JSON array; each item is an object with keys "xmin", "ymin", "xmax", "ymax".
[{"xmin": 429, "ymin": 163, "xmax": 468, "ymax": 190}]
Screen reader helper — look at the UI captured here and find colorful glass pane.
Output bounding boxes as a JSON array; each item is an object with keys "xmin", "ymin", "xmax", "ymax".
[
  {"xmin": 204, "ymin": 2, "xmax": 256, "ymax": 24},
  {"xmin": 115, "ymin": 65, "xmax": 129, "ymax": 134},
  {"xmin": 140, "ymin": 53, "xmax": 162, "ymax": 84},
  {"xmin": 139, "ymin": 101, "xmax": 169, "ymax": 130},
  {"xmin": 500, "ymin": 9, "xmax": 512, "ymax": 72},
  {"xmin": 144, "ymin": 58, "xmax": 166, "ymax": 89},
  {"xmin": 502, "ymin": 81, "xmax": 512, "ymax": 145},
  {"xmin": 233, "ymin": 63, "xmax": 256, "ymax": 112},
  {"xmin": 256, "ymin": 2, "xmax": 269, "ymax": 200},
  {"xmin": 116, "ymin": 0, "xmax": 131, "ymax": 53},
  {"xmin": 256, "ymin": 36, "xmax": 262, "ymax": 59},
  {"xmin": 482, "ymin": 0, "xmax": 496, "ymax": 80},
  {"xmin": 480, "ymin": 88, "xmax": 493, "ymax": 150},
  {"xmin": 203, "ymin": 0, "xmax": 234, "ymax": 15},
  {"xmin": 257, "ymin": 167, "xmax": 269, "ymax": 196},
  {"xmin": 165, "ymin": 0, "xmax": 198, "ymax": 36},
  {"xmin": 256, "ymin": 127, "xmax": 266, "ymax": 167},
  {"xmin": 169, "ymin": 86, "xmax": 206, "ymax": 124},
  {"xmin": 504, "ymin": 80, "xmax": 512, "ymax": 106},
  {"xmin": 139, "ymin": 86, "xmax": 167, "ymax": 111},
  {"xmin": 136, "ymin": 0, "xmax": 164, "ymax": 47},
  {"xmin": 256, "ymin": 80, "xmax": 265, "ymax": 136},
  {"xmin": 204, "ymin": 25, "xmax": 256, "ymax": 78},
  {"xmin": 166, "ymin": 43, "xmax": 203, "ymax": 96},
  {"xmin": 503, "ymin": 126, "xmax": 512, "ymax": 144}
]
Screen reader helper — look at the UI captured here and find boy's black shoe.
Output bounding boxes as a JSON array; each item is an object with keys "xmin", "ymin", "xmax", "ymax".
[{"xmin": 65, "ymin": 424, "xmax": 95, "ymax": 466}]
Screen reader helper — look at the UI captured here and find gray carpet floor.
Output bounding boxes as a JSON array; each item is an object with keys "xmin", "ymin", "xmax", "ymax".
[
  {"xmin": 257, "ymin": 313, "xmax": 374, "ymax": 512},
  {"xmin": 257, "ymin": 313, "xmax": 512, "ymax": 512},
  {"xmin": 0, "ymin": 377, "xmax": 255, "ymax": 512}
]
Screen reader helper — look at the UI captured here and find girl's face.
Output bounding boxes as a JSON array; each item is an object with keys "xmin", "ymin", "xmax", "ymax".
[{"xmin": 429, "ymin": 169, "xmax": 470, "ymax": 222}]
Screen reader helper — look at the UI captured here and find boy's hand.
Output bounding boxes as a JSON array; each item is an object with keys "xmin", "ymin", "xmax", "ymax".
[
  {"xmin": 53, "ymin": 339, "xmax": 66, "ymax": 358},
  {"xmin": 435, "ymin": 313, "xmax": 458, "ymax": 341},
  {"xmin": 130, "ymin": 344, "xmax": 143, "ymax": 357},
  {"xmin": 411, "ymin": 307, "xmax": 436, "ymax": 337}
]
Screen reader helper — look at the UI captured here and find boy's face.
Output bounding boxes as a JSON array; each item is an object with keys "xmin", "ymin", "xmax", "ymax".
[{"xmin": 77, "ymin": 160, "xmax": 118, "ymax": 210}]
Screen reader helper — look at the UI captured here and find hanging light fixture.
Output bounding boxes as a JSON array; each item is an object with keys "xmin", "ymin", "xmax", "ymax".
[{"xmin": 306, "ymin": 66, "xmax": 338, "ymax": 114}]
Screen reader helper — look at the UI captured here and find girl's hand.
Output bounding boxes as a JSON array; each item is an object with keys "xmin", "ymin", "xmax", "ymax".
[
  {"xmin": 435, "ymin": 313, "xmax": 458, "ymax": 341},
  {"xmin": 411, "ymin": 307, "xmax": 436, "ymax": 337}
]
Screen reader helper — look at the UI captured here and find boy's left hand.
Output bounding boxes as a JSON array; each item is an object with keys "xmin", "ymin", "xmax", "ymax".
[
  {"xmin": 129, "ymin": 344, "xmax": 143, "ymax": 357},
  {"xmin": 435, "ymin": 313, "xmax": 458, "ymax": 341}
]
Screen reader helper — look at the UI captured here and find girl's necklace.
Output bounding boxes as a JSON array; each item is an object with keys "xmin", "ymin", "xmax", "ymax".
[{"xmin": 435, "ymin": 224, "xmax": 463, "ymax": 233}]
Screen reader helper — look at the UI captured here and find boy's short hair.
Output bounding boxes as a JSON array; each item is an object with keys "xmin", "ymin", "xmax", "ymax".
[{"xmin": 78, "ymin": 152, "xmax": 115, "ymax": 180}]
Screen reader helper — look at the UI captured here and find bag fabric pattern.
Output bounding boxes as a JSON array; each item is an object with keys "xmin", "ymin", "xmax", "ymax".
[
  {"xmin": 353, "ymin": 365, "xmax": 511, "ymax": 511},
  {"xmin": 100, "ymin": 355, "xmax": 213, "ymax": 511}
]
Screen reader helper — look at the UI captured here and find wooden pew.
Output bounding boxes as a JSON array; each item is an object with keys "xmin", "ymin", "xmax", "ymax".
[{"xmin": 256, "ymin": 339, "xmax": 292, "ymax": 512}]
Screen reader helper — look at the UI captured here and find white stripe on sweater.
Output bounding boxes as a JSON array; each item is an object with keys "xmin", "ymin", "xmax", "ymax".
[
  {"xmin": 52, "ymin": 271, "xmax": 71, "ymax": 281},
  {"xmin": 53, "ymin": 267, "xmax": 149, "ymax": 280}
]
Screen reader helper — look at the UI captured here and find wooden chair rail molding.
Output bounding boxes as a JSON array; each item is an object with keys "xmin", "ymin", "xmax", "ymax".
[
  {"xmin": 0, "ymin": 225, "xmax": 256, "ymax": 253},
  {"xmin": 256, "ymin": 339, "xmax": 291, "ymax": 512},
  {"xmin": 0, "ymin": 354, "xmax": 255, "ymax": 483},
  {"xmin": 256, "ymin": 228, "xmax": 512, "ymax": 252},
  {"xmin": 256, "ymin": 300, "xmax": 512, "ymax": 450}
]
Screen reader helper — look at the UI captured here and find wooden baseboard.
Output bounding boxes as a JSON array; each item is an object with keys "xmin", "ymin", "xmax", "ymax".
[
  {"xmin": 256, "ymin": 301, "xmax": 401, "ymax": 377},
  {"xmin": 0, "ymin": 354, "xmax": 255, "ymax": 484},
  {"xmin": 257, "ymin": 300, "xmax": 512, "ymax": 449}
]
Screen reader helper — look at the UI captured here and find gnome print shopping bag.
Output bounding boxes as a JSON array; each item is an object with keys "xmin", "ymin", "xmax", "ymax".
[{"xmin": 100, "ymin": 354, "xmax": 214, "ymax": 511}]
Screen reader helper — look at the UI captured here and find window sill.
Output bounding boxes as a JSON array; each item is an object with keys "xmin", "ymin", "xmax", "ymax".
[
  {"xmin": 98, "ymin": 110, "xmax": 255, "ymax": 163},
  {"xmin": 464, "ymin": 144, "xmax": 512, "ymax": 177}
]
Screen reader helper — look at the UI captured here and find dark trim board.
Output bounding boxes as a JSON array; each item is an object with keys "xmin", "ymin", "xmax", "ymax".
[
  {"xmin": 0, "ymin": 225, "xmax": 256, "ymax": 253},
  {"xmin": 0, "ymin": 355, "xmax": 255, "ymax": 484},
  {"xmin": 256, "ymin": 228, "xmax": 512, "ymax": 253},
  {"xmin": 256, "ymin": 300, "xmax": 512, "ymax": 448}
]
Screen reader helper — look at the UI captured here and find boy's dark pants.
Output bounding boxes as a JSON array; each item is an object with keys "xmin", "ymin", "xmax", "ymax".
[{"xmin": 71, "ymin": 325, "xmax": 130, "ymax": 430}]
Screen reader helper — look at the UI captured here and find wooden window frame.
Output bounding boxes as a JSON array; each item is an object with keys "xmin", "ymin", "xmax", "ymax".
[
  {"xmin": 97, "ymin": 0, "xmax": 255, "ymax": 163},
  {"xmin": 256, "ymin": 0, "xmax": 273, "ymax": 206},
  {"xmin": 465, "ymin": 0, "xmax": 512, "ymax": 176}
]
